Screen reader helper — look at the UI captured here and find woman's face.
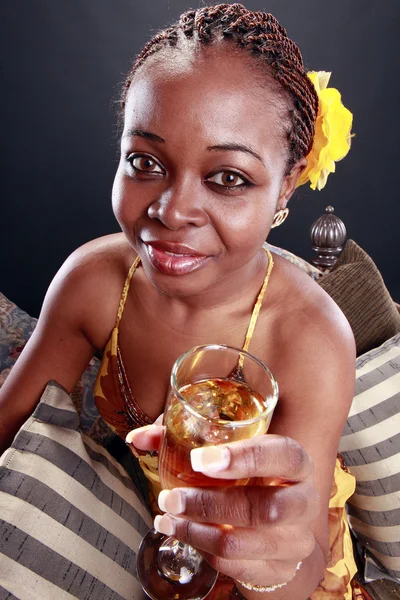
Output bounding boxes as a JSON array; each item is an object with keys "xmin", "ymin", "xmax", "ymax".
[{"xmin": 113, "ymin": 48, "xmax": 299, "ymax": 299}]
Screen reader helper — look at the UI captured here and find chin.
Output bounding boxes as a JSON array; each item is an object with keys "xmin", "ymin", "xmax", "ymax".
[{"xmin": 140, "ymin": 257, "xmax": 219, "ymax": 300}]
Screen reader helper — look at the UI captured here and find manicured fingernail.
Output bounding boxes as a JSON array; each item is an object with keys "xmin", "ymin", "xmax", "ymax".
[
  {"xmin": 158, "ymin": 489, "xmax": 185, "ymax": 515},
  {"xmin": 154, "ymin": 514, "xmax": 176, "ymax": 536},
  {"xmin": 125, "ymin": 430, "xmax": 138, "ymax": 445},
  {"xmin": 190, "ymin": 446, "xmax": 230, "ymax": 473},
  {"xmin": 125, "ymin": 426, "xmax": 152, "ymax": 445}
]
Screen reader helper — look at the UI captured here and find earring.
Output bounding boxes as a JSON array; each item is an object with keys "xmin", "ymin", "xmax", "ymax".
[{"xmin": 271, "ymin": 207, "xmax": 289, "ymax": 228}]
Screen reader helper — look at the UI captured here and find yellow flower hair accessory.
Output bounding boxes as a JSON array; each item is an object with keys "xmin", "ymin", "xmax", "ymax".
[{"xmin": 297, "ymin": 71, "xmax": 353, "ymax": 191}]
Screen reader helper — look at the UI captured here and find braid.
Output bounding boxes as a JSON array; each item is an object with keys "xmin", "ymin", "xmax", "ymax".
[{"xmin": 120, "ymin": 3, "xmax": 318, "ymax": 169}]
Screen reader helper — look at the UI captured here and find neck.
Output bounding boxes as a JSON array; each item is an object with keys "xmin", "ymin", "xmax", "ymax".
[{"xmin": 136, "ymin": 248, "xmax": 270, "ymax": 323}]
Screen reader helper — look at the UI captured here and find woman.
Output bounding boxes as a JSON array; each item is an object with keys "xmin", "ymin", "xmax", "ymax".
[{"xmin": 0, "ymin": 4, "xmax": 356, "ymax": 599}]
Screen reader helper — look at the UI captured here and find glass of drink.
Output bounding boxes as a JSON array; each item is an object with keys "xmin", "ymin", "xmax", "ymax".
[{"xmin": 136, "ymin": 344, "xmax": 279, "ymax": 600}]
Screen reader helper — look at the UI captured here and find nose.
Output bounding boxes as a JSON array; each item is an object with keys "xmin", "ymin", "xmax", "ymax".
[{"xmin": 147, "ymin": 180, "xmax": 209, "ymax": 230}]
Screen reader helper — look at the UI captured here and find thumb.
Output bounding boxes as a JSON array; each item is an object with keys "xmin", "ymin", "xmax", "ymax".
[{"xmin": 125, "ymin": 423, "xmax": 165, "ymax": 452}]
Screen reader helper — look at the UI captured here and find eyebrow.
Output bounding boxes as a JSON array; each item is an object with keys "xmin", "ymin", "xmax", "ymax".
[
  {"xmin": 124, "ymin": 128, "xmax": 165, "ymax": 143},
  {"xmin": 207, "ymin": 143, "xmax": 265, "ymax": 165},
  {"xmin": 124, "ymin": 130, "xmax": 264, "ymax": 165}
]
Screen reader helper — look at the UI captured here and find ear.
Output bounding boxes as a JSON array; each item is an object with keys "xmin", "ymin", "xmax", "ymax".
[{"xmin": 276, "ymin": 157, "xmax": 307, "ymax": 209}]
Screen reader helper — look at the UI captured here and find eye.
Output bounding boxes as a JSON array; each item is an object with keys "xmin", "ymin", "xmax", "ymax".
[
  {"xmin": 206, "ymin": 171, "xmax": 249, "ymax": 189},
  {"xmin": 128, "ymin": 154, "xmax": 164, "ymax": 174}
]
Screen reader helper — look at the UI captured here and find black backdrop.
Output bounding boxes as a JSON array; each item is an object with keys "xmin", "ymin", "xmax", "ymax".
[{"xmin": 1, "ymin": 0, "xmax": 399, "ymax": 317}]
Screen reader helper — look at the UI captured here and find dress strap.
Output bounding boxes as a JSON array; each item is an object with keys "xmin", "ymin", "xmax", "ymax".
[
  {"xmin": 242, "ymin": 247, "xmax": 274, "ymax": 353},
  {"xmin": 114, "ymin": 249, "xmax": 273, "ymax": 339},
  {"xmin": 115, "ymin": 255, "xmax": 141, "ymax": 328}
]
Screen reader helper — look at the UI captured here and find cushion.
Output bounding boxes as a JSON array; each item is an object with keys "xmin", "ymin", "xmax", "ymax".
[
  {"xmin": 0, "ymin": 292, "xmax": 37, "ymax": 386},
  {"xmin": 339, "ymin": 333, "xmax": 400, "ymax": 583},
  {"xmin": 319, "ymin": 241, "xmax": 400, "ymax": 356},
  {"xmin": 0, "ymin": 381, "xmax": 151, "ymax": 599}
]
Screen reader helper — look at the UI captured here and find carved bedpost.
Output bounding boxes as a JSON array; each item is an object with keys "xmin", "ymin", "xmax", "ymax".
[{"xmin": 310, "ymin": 206, "xmax": 347, "ymax": 270}]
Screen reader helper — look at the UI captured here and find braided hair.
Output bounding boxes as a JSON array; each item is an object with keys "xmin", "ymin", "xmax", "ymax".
[{"xmin": 120, "ymin": 3, "xmax": 318, "ymax": 172}]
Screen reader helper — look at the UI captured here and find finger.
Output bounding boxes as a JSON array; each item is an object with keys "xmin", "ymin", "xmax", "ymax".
[
  {"xmin": 154, "ymin": 513, "xmax": 315, "ymax": 561},
  {"xmin": 125, "ymin": 424, "xmax": 164, "ymax": 452},
  {"xmin": 158, "ymin": 482, "xmax": 319, "ymax": 528},
  {"xmin": 190, "ymin": 435, "xmax": 313, "ymax": 481},
  {"xmin": 201, "ymin": 553, "xmax": 301, "ymax": 588}
]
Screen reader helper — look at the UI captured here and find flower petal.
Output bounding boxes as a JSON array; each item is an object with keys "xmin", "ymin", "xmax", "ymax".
[{"xmin": 296, "ymin": 72, "xmax": 353, "ymax": 191}]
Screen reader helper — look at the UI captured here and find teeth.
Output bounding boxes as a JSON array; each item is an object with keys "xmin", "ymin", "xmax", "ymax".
[{"xmin": 165, "ymin": 251, "xmax": 187, "ymax": 257}]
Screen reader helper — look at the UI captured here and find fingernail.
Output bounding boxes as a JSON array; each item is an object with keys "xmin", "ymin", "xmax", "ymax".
[
  {"xmin": 190, "ymin": 446, "xmax": 230, "ymax": 473},
  {"xmin": 125, "ymin": 430, "xmax": 138, "ymax": 445},
  {"xmin": 158, "ymin": 489, "xmax": 185, "ymax": 515},
  {"xmin": 125, "ymin": 426, "xmax": 152, "ymax": 445},
  {"xmin": 154, "ymin": 514, "xmax": 176, "ymax": 536}
]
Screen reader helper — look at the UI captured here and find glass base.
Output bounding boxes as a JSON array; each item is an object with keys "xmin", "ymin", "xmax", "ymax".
[{"xmin": 137, "ymin": 528, "xmax": 218, "ymax": 600}]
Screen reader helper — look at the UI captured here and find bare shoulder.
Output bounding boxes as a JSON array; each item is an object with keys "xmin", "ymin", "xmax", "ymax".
[
  {"xmin": 47, "ymin": 232, "xmax": 136, "ymax": 349},
  {"xmin": 63, "ymin": 232, "xmax": 135, "ymax": 275},
  {"xmin": 268, "ymin": 255, "xmax": 356, "ymax": 428},
  {"xmin": 272, "ymin": 253, "xmax": 355, "ymax": 353}
]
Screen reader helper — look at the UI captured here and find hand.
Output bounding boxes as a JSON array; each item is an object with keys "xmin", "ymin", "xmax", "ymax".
[{"xmin": 126, "ymin": 426, "xmax": 320, "ymax": 588}]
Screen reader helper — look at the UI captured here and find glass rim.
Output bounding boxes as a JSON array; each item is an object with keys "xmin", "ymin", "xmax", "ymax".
[{"xmin": 170, "ymin": 343, "xmax": 279, "ymax": 428}]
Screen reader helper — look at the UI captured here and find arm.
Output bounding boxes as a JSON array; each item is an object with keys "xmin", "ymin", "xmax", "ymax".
[
  {"xmin": 128, "ymin": 296, "xmax": 356, "ymax": 600},
  {"xmin": 0, "ymin": 239, "xmax": 124, "ymax": 454},
  {"xmin": 235, "ymin": 302, "xmax": 356, "ymax": 599}
]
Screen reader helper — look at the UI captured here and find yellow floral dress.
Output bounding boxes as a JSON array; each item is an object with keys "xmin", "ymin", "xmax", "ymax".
[{"xmin": 94, "ymin": 254, "xmax": 357, "ymax": 599}]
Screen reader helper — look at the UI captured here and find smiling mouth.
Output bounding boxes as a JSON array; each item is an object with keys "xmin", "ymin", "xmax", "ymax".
[
  {"xmin": 164, "ymin": 250, "xmax": 191, "ymax": 257},
  {"xmin": 143, "ymin": 241, "xmax": 211, "ymax": 276},
  {"xmin": 145, "ymin": 240, "xmax": 205, "ymax": 256}
]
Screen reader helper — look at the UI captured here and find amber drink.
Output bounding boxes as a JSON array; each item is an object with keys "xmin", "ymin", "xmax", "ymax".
[
  {"xmin": 160, "ymin": 377, "xmax": 272, "ymax": 489},
  {"xmin": 137, "ymin": 344, "xmax": 278, "ymax": 600}
]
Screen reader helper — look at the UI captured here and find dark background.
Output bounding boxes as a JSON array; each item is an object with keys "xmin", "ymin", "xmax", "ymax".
[{"xmin": 1, "ymin": 0, "xmax": 399, "ymax": 317}]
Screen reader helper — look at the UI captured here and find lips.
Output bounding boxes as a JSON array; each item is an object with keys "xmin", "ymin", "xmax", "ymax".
[{"xmin": 143, "ymin": 240, "xmax": 211, "ymax": 276}]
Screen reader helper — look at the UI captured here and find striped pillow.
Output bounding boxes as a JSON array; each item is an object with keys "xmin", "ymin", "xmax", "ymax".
[
  {"xmin": 339, "ymin": 333, "xmax": 400, "ymax": 583},
  {"xmin": 0, "ymin": 381, "xmax": 151, "ymax": 599}
]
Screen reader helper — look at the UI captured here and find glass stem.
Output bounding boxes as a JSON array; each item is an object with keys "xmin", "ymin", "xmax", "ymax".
[{"xmin": 157, "ymin": 536, "xmax": 203, "ymax": 584}]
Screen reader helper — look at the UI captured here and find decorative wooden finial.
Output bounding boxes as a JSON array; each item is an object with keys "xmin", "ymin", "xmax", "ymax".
[{"xmin": 310, "ymin": 206, "xmax": 347, "ymax": 269}]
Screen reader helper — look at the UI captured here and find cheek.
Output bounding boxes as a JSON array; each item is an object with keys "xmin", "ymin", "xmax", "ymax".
[
  {"xmin": 111, "ymin": 168, "xmax": 124, "ymax": 224},
  {"xmin": 111, "ymin": 168, "xmax": 143, "ymax": 228},
  {"xmin": 215, "ymin": 197, "xmax": 275, "ymax": 251}
]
